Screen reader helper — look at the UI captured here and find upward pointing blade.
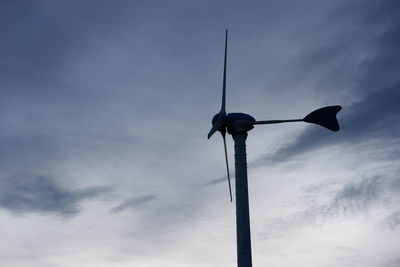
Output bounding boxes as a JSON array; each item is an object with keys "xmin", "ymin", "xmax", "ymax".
[
  {"xmin": 207, "ymin": 30, "xmax": 229, "ymax": 140},
  {"xmin": 222, "ymin": 133, "xmax": 232, "ymax": 202},
  {"xmin": 220, "ymin": 29, "xmax": 228, "ymax": 113}
]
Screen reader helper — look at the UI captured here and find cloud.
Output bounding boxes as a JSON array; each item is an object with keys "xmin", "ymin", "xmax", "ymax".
[
  {"xmin": 0, "ymin": 174, "xmax": 110, "ymax": 217},
  {"xmin": 258, "ymin": 170, "xmax": 400, "ymax": 242},
  {"xmin": 268, "ymin": 86, "xmax": 400, "ymax": 163},
  {"xmin": 110, "ymin": 194, "xmax": 157, "ymax": 213},
  {"xmin": 307, "ymin": 173, "xmax": 400, "ymax": 221},
  {"xmin": 205, "ymin": 174, "xmax": 235, "ymax": 186},
  {"xmin": 327, "ymin": 176, "xmax": 385, "ymax": 214},
  {"xmin": 385, "ymin": 257, "xmax": 400, "ymax": 267},
  {"xmin": 385, "ymin": 212, "xmax": 400, "ymax": 229},
  {"xmin": 251, "ymin": 0, "xmax": 400, "ymax": 164}
]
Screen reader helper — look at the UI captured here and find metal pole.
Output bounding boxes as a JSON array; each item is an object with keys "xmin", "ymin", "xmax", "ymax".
[{"xmin": 233, "ymin": 132, "xmax": 252, "ymax": 267}]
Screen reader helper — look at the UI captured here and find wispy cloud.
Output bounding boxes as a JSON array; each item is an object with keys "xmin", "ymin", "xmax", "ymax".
[
  {"xmin": 385, "ymin": 212, "xmax": 400, "ymax": 229},
  {"xmin": 327, "ymin": 176, "xmax": 387, "ymax": 214},
  {"xmin": 0, "ymin": 174, "xmax": 110, "ymax": 217},
  {"xmin": 310, "ymin": 173, "xmax": 400, "ymax": 219},
  {"xmin": 110, "ymin": 194, "xmax": 157, "ymax": 213},
  {"xmin": 260, "ymin": 172, "xmax": 400, "ymax": 240},
  {"xmin": 205, "ymin": 174, "xmax": 235, "ymax": 186}
]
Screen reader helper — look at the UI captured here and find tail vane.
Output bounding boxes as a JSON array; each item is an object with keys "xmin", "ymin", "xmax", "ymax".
[{"xmin": 303, "ymin": 105, "xmax": 342, "ymax": 131}]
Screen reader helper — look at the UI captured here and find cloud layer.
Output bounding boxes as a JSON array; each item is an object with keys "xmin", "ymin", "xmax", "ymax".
[
  {"xmin": 0, "ymin": 0, "xmax": 399, "ymax": 266},
  {"xmin": 0, "ymin": 174, "xmax": 110, "ymax": 216}
]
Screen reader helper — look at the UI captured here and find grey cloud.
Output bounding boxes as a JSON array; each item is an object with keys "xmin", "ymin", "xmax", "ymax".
[
  {"xmin": 110, "ymin": 194, "xmax": 157, "ymax": 213},
  {"xmin": 391, "ymin": 175, "xmax": 400, "ymax": 191},
  {"xmin": 251, "ymin": 86, "xmax": 400, "ymax": 167},
  {"xmin": 205, "ymin": 176, "xmax": 226, "ymax": 186},
  {"xmin": 327, "ymin": 176, "xmax": 384, "ymax": 213},
  {"xmin": 384, "ymin": 212, "xmax": 400, "ymax": 229},
  {"xmin": 385, "ymin": 258, "xmax": 400, "ymax": 267},
  {"xmin": 0, "ymin": 174, "xmax": 110, "ymax": 217},
  {"xmin": 0, "ymin": 1, "xmax": 136, "ymax": 75},
  {"xmin": 205, "ymin": 174, "xmax": 235, "ymax": 186},
  {"xmin": 0, "ymin": 134, "xmax": 61, "ymax": 172},
  {"xmin": 260, "ymin": 173, "xmax": 400, "ymax": 239},
  {"xmin": 251, "ymin": 1, "xmax": 400, "ymax": 164},
  {"xmin": 319, "ymin": 174, "xmax": 400, "ymax": 218}
]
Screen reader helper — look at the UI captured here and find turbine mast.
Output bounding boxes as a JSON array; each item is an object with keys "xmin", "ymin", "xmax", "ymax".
[{"xmin": 227, "ymin": 116, "xmax": 255, "ymax": 267}]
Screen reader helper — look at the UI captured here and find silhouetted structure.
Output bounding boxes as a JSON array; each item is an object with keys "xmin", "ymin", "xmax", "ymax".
[{"xmin": 207, "ymin": 30, "xmax": 341, "ymax": 267}]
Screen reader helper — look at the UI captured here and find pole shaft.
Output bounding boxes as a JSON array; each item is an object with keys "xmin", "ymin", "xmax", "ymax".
[{"xmin": 233, "ymin": 132, "xmax": 252, "ymax": 267}]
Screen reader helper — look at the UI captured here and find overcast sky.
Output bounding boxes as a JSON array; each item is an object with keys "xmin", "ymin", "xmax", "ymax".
[{"xmin": 1, "ymin": 0, "xmax": 399, "ymax": 266}]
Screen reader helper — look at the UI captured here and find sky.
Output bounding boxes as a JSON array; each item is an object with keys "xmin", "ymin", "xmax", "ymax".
[{"xmin": 0, "ymin": 0, "xmax": 399, "ymax": 266}]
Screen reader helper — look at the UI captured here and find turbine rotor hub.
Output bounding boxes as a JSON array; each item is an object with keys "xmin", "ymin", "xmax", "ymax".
[{"xmin": 226, "ymin": 113, "xmax": 256, "ymax": 135}]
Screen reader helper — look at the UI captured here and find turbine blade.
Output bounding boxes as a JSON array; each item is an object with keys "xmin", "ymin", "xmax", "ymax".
[
  {"xmin": 207, "ymin": 115, "xmax": 224, "ymax": 139},
  {"xmin": 220, "ymin": 29, "xmax": 228, "ymax": 113},
  {"xmin": 222, "ymin": 132, "xmax": 232, "ymax": 202}
]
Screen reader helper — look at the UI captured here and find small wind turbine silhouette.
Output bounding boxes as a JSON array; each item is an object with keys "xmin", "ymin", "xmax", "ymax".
[{"xmin": 207, "ymin": 30, "xmax": 341, "ymax": 267}]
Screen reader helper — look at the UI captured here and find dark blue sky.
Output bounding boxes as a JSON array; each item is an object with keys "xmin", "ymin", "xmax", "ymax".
[{"xmin": 0, "ymin": 1, "xmax": 399, "ymax": 266}]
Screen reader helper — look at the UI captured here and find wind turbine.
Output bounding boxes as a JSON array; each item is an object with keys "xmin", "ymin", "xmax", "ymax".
[{"xmin": 207, "ymin": 30, "xmax": 342, "ymax": 267}]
